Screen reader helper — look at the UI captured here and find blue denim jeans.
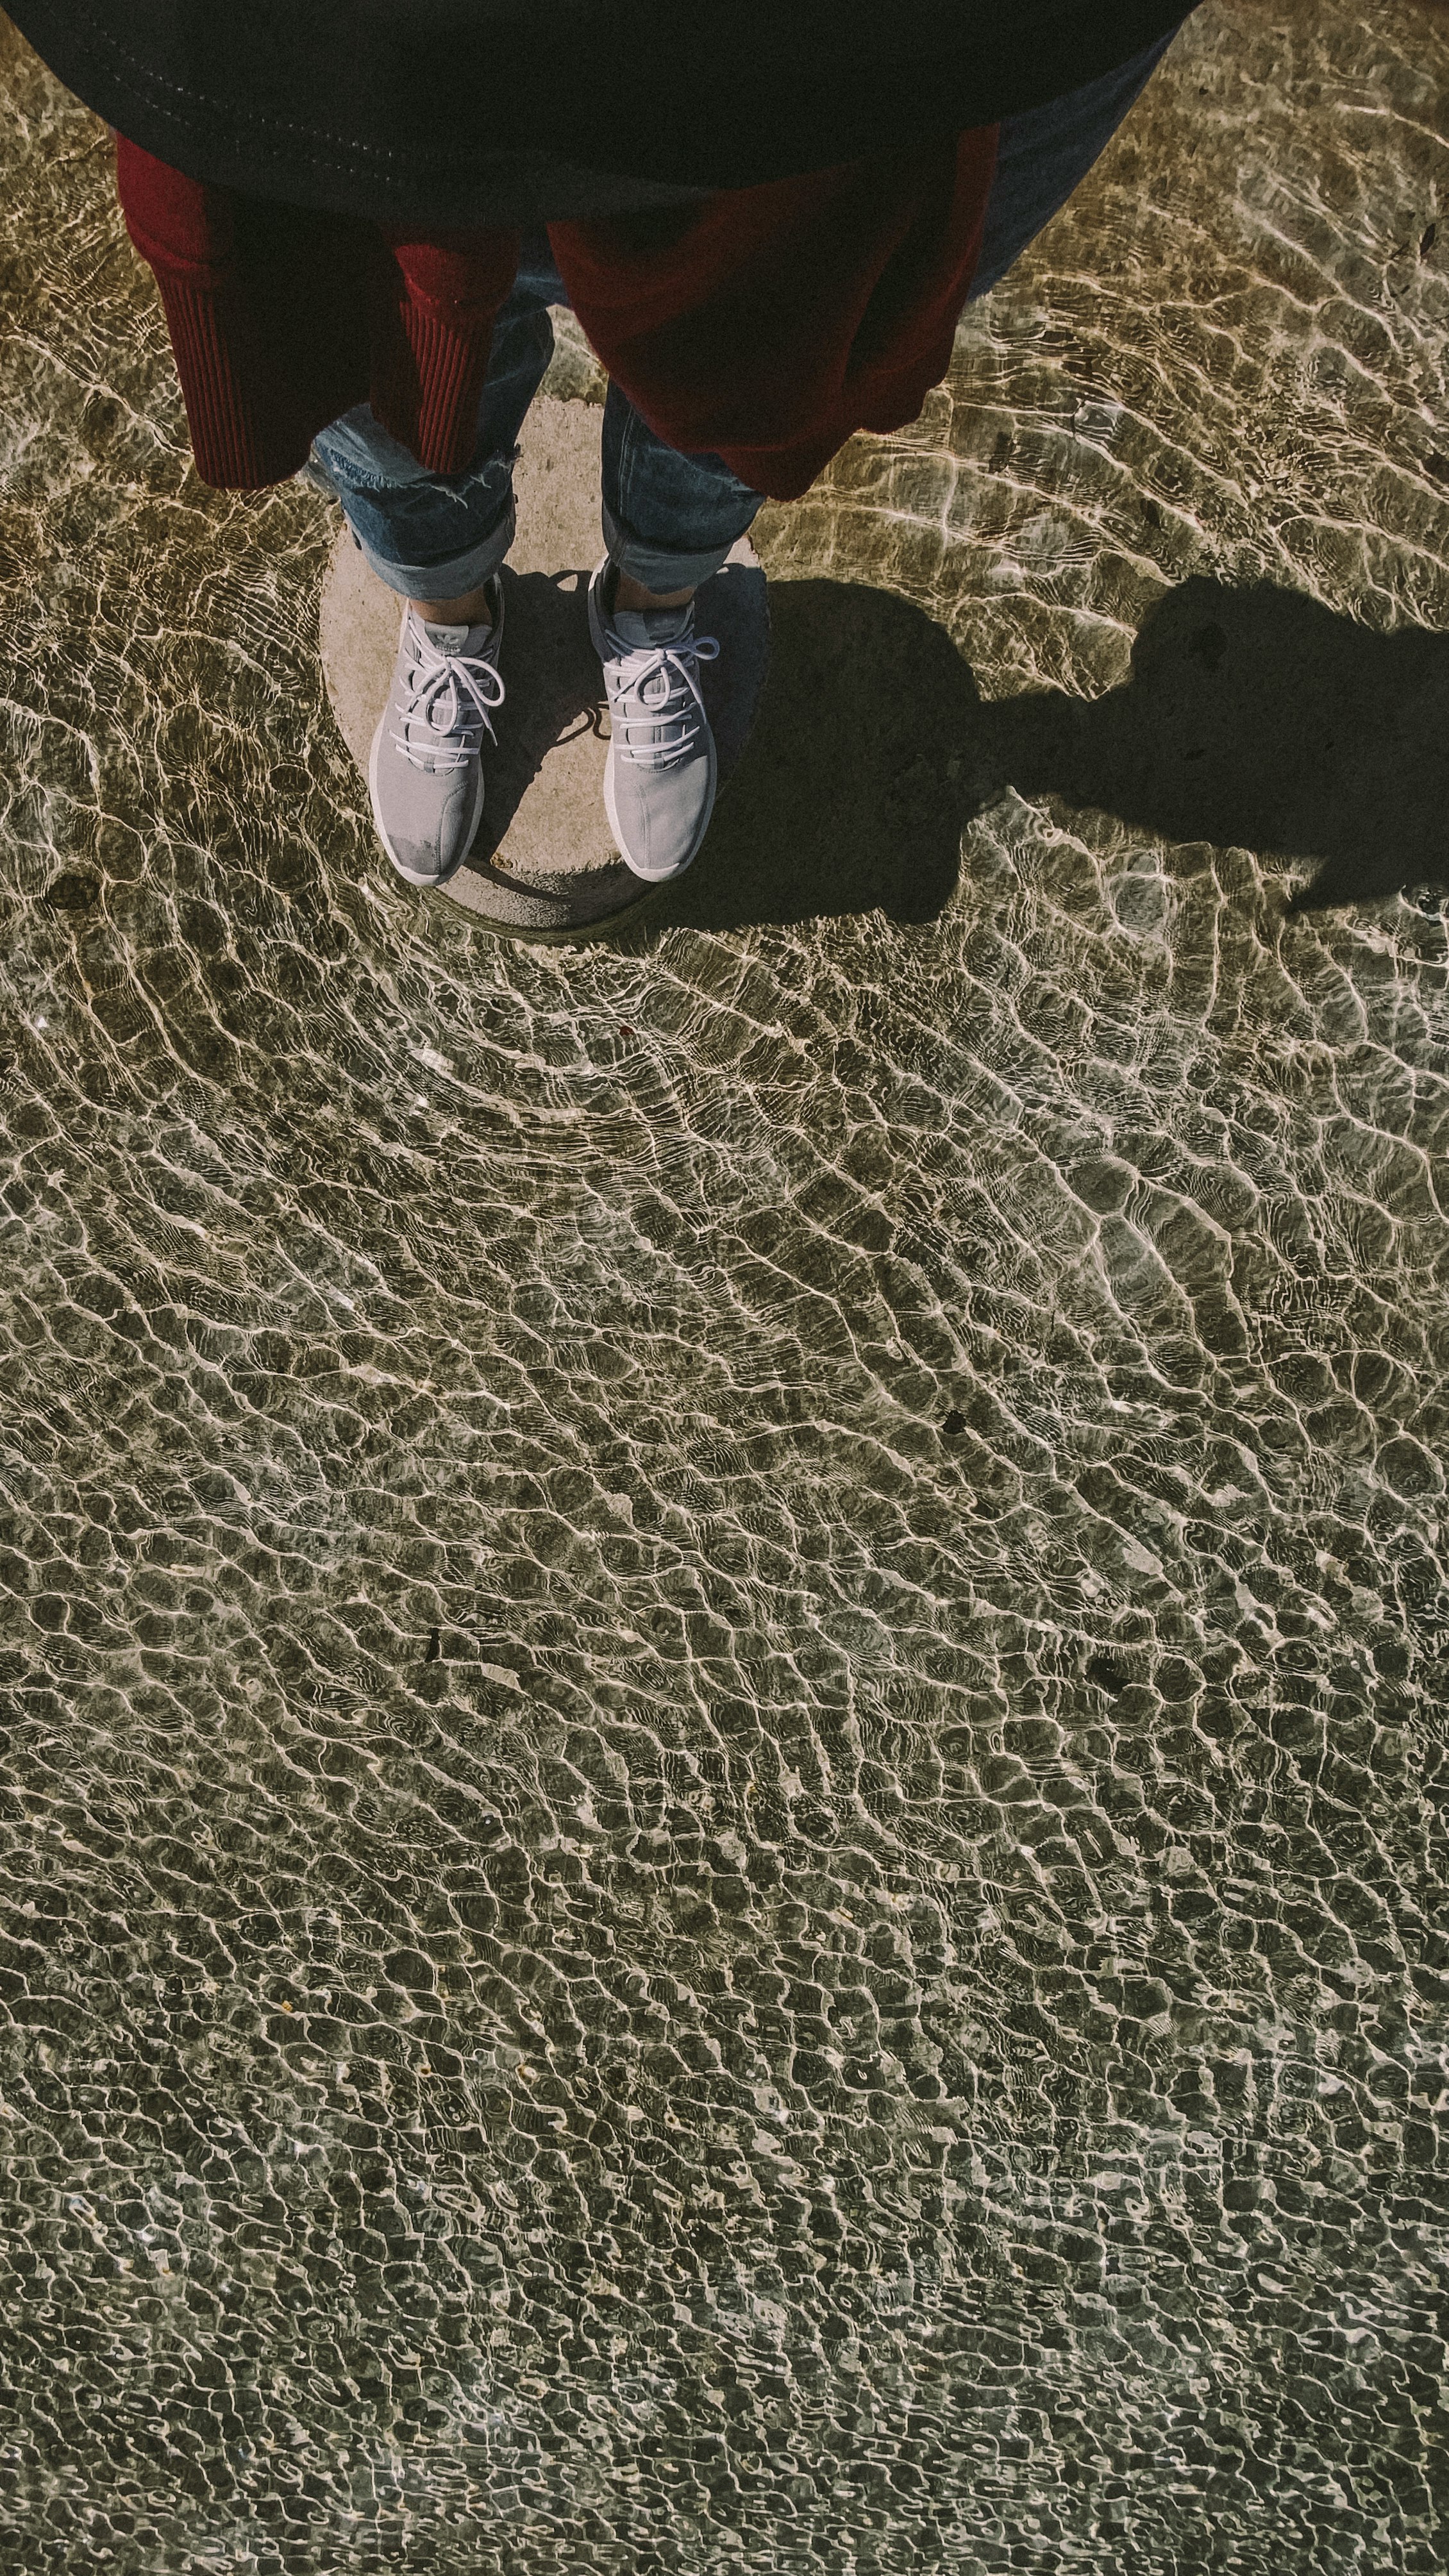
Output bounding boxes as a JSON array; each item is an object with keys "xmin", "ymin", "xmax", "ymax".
[
  {"xmin": 310, "ymin": 26, "xmax": 1184, "ymax": 599},
  {"xmin": 309, "ymin": 235, "xmax": 761, "ymax": 599}
]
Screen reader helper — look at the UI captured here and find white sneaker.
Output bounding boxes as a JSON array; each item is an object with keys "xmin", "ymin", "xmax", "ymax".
[
  {"xmin": 587, "ymin": 558, "xmax": 720, "ymax": 882},
  {"xmin": 369, "ymin": 581, "xmax": 505, "ymax": 887}
]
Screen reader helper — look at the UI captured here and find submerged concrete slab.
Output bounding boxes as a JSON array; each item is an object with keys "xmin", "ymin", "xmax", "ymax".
[{"xmin": 320, "ymin": 395, "xmax": 770, "ymax": 937}]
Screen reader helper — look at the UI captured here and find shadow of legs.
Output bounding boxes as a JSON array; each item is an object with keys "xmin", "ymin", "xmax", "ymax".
[
  {"xmin": 655, "ymin": 581, "xmax": 984, "ymax": 933},
  {"xmin": 607, "ymin": 571, "xmax": 1448, "ymax": 946}
]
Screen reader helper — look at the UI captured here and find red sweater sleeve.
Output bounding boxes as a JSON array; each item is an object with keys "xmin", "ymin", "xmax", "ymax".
[
  {"xmin": 113, "ymin": 126, "xmax": 999, "ymax": 501},
  {"xmin": 114, "ymin": 138, "xmax": 519, "ymax": 486}
]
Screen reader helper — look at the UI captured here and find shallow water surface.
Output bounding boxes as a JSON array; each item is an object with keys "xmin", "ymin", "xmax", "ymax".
[{"xmin": 1, "ymin": 5, "xmax": 1447, "ymax": 2570}]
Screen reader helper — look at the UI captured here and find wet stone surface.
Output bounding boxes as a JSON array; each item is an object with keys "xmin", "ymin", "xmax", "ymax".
[{"xmin": 1, "ymin": 5, "xmax": 1448, "ymax": 2571}]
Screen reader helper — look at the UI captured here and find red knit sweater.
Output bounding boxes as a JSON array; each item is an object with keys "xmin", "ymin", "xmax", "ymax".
[{"xmin": 115, "ymin": 129, "xmax": 999, "ymax": 504}]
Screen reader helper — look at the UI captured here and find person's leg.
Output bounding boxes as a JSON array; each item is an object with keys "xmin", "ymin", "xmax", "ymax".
[
  {"xmin": 307, "ymin": 244, "xmax": 558, "ymax": 625},
  {"xmin": 316, "ymin": 245, "xmax": 564, "ymax": 886},
  {"xmin": 967, "ymin": 26, "xmax": 1186, "ymax": 302},
  {"xmin": 599, "ymin": 385, "xmax": 766, "ymax": 614},
  {"xmin": 579, "ymin": 390, "xmax": 767, "ymax": 883}
]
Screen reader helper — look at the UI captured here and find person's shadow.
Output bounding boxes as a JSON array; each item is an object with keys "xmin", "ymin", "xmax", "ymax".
[
  {"xmin": 644, "ymin": 580, "xmax": 982, "ymax": 933},
  {"xmin": 639, "ymin": 573, "xmax": 1449, "ymax": 937}
]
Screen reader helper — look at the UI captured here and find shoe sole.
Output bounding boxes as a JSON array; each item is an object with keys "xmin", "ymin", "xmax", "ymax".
[
  {"xmin": 587, "ymin": 558, "xmax": 717, "ymax": 884},
  {"xmin": 368, "ymin": 581, "xmax": 503, "ymax": 889}
]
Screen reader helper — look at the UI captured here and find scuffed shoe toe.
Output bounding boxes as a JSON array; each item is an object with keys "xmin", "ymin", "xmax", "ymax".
[{"xmin": 369, "ymin": 584, "xmax": 505, "ymax": 889}]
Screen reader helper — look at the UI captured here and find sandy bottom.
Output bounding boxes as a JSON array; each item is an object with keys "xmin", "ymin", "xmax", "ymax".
[{"xmin": 1, "ymin": 5, "xmax": 1446, "ymax": 2570}]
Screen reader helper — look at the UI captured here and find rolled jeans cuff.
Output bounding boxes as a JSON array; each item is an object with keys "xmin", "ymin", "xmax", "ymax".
[
  {"xmin": 303, "ymin": 448, "xmax": 519, "ymax": 599},
  {"xmin": 600, "ymin": 494, "xmax": 750, "ymax": 594},
  {"xmin": 351, "ymin": 494, "xmax": 516, "ymax": 601}
]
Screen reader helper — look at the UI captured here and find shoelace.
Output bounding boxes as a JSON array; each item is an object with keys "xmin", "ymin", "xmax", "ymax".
[
  {"xmin": 603, "ymin": 624, "xmax": 721, "ymax": 772},
  {"xmin": 390, "ymin": 614, "xmax": 505, "ymax": 773}
]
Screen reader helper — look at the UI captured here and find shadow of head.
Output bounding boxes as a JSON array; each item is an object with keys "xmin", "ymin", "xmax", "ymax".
[
  {"xmin": 646, "ymin": 580, "xmax": 983, "ymax": 934},
  {"xmin": 987, "ymin": 575, "xmax": 1449, "ymax": 912}
]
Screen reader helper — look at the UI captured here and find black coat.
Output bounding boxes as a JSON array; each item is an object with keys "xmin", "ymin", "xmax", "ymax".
[{"xmin": 10, "ymin": 1, "xmax": 1195, "ymax": 224}]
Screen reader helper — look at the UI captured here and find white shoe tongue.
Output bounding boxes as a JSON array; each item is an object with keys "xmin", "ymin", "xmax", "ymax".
[
  {"xmin": 614, "ymin": 605, "xmax": 691, "ymax": 648},
  {"xmin": 421, "ymin": 621, "xmax": 470, "ymax": 651}
]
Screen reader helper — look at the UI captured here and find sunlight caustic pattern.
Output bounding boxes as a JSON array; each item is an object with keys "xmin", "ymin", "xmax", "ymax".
[{"xmin": 1, "ymin": 5, "xmax": 1446, "ymax": 2571}]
